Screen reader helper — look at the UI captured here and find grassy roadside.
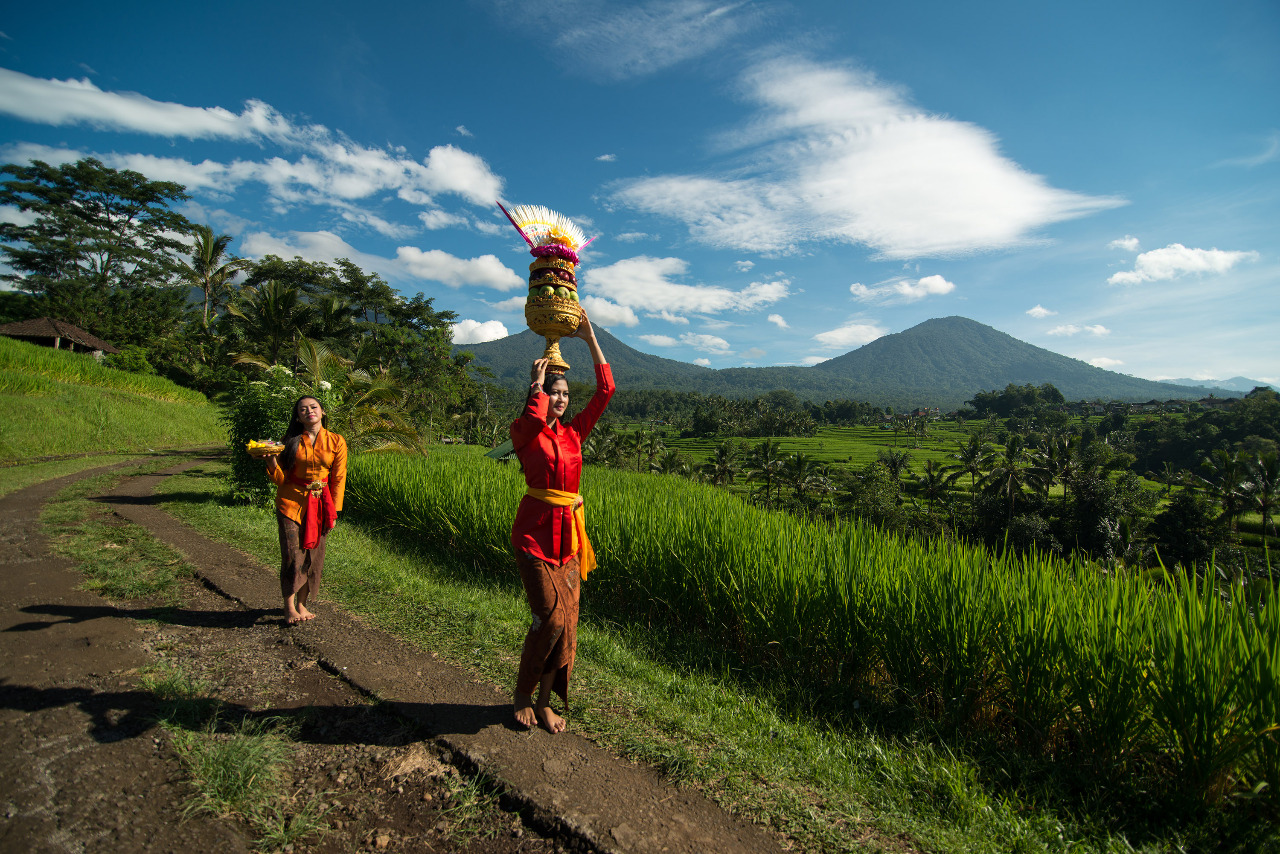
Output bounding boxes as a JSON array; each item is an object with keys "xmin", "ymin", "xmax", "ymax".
[
  {"xmin": 34, "ymin": 461, "xmax": 560, "ymax": 852},
  {"xmin": 153, "ymin": 459, "xmax": 1193, "ymax": 854},
  {"xmin": 39, "ymin": 463, "xmax": 325, "ymax": 848},
  {"xmin": 0, "ymin": 454, "xmax": 145, "ymax": 497}
]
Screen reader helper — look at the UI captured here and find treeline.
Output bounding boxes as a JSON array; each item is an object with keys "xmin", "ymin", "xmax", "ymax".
[{"xmin": 0, "ymin": 158, "xmax": 497, "ymax": 499}]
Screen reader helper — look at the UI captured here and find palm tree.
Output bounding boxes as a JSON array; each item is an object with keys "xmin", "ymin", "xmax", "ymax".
[
  {"xmin": 979, "ymin": 434, "xmax": 1051, "ymax": 521},
  {"xmin": 226, "ymin": 279, "xmax": 316, "ymax": 367},
  {"xmin": 1247, "ymin": 451, "xmax": 1279, "ymax": 542},
  {"xmin": 912, "ymin": 459, "xmax": 951, "ymax": 512},
  {"xmin": 1199, "ymin": 449, "xmax": 1251, "ymax": 532},
  {"xmin": 701, "ymin": 441, "xmax": 741, "ymax": 487},
  {"xmin": 943, "ymin": 434, "xmax": 991, "ymax": 507},
  {"xmin": 746, "ymin": 439, "xmax": 786, "ymax": 505},
  {"xmin": 782, "ymin": 451, "xmax": 822, "ymax": 504},
  {"xmin": 877, "ymin": 449, "xmax": 913, "ymax": 482},
  {"xmin": 652, "ymin": 448, "xmax": 691, "ymax": 477},
  {"xmin": 179, "ymin": 224, "xmax": 249, "ymax": 329}
]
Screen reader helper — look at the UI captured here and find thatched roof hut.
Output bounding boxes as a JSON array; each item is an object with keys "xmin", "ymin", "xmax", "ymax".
[{"xmin": 0, "ymin": 317, "xmax": 120, "ymax": 358}]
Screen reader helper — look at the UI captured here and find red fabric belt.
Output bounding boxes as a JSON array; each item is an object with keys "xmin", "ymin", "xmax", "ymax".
[{"xmin": 289, "ymin": 474, "xmax": 336, "ymax": 549}]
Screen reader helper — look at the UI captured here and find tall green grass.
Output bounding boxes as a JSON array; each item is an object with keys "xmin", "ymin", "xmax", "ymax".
[{"xmin": 346, "ymin": 449, "xmax": 1279, "ymax": 807}]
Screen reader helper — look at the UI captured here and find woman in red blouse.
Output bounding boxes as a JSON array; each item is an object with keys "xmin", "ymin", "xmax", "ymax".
[
  {"xmin": 263, "ymin": 396, "xmax": 347, "ymax": 626},
  {"xmin": 510, "ymin": 310, "xmax": 614, "ymax": 732}
]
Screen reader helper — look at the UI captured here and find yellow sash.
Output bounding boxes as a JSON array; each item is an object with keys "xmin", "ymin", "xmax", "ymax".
[{"xmin": 526, "ymin": 487, "xmax": 595, "ymax": 580}]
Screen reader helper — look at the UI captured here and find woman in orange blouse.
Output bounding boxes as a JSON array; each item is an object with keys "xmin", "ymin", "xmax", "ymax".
[{"xmin": 263, "ymin": 396, "xmax": 347, "ymax": 625}]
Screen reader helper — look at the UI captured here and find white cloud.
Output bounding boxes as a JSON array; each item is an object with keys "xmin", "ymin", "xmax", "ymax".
[
  {"xmin": 646, "ymin": 309, "xmax": 690, "ymax": 324},
  {"xmin": 452, "ymin": 319, "xmax": 509, "ymax": 344},
  {"xmin": 455, "ymin": 125, "xmax": 473, "ymax": 137},
  {"xmin": 0, "ymin": 67, "xmax": 291, "ymax": 141},
  {"xmin": 0, "ymin": 204, "xmax": 38, "ymax": 227},
  {"xmin": 849, "ymin": 274, "xmax": 955, "ymax": 303},
  {"xmin": 596, "ymin": 153, "xmax": 617, "ymax": 162},
  {"xmin": 740, "ymin": 346, "xmax": 766, "ymax": 360},
  {"xmin": 1090, "ymin": 356, "xmax": 1124, "ymax": 369},
  {"xmin": 1108, "ymin": 243, "xmax": 1259, "ymax": 285},
  {"xmin": 767, "ymin": 313, "xmax": 789, "ymax": 328},
  {"xmin": 1108, "ymin": 235, "xmax": 1140, "ymax": 252},
  {"xmin": 419, "ymin": 209, "xmax": 467, "ymax": 230},
  {"xmin": 800, "ymin": 355, "xmax": 829, "ymax": 366},
  {"xmin": 395, "ymin": 247, "xmax": 523, "ymax": 290},
  {"xmin": 1047, "ymin": 324, "xmax": 1110, "ymax": 337},
  {"xmin": 544, "ymin": 0, "xmax": 767, "ymax": 80},
  {"xmin": 682, "ymin": 332, "xmax": 730, "ymax": 352},
  {"xmin": 813, "ymin": 322, "xmax": 887, "ymax": 349},
  {"xmin": 639, "ymin": 334, "xmax": 679, "ymax": 347},
  {"xmin": 693, "ymin": 357, "xmax": 712, "ymax": 366},
  {"xmin": 586, "ymin": 255, "xmax": 789, "ymax": 314},
  {"xmin": 337, "ymin": 205, "xmax": 415, "ymax": 238},
  {"xmin": 735, "ymin": 260, "xmax": 755, "ymax": 271},
  {"xmin": 580, "ymin": 295, "xmax": 640, "ymax": 328},
  {"xmin": 1026, "ymin": 304, "xmax": 1057, "ymax": 318},
  {"xmin": 487, "ymin": 295, "xmax": 527, "ymax": 312},
  {"xmin": 613, "ymin": 56, "xmax": 1122, "ymax": 258},
  {"xmin": 0, "ymin": 69, "xmax": 506, "ymax": 221},
  {"xmin": 240, "ymin": 230, "xmax": 392, "ymax": 275},
  {"xmin": 613, "ymin": 231, "xmax": 652, "ymax": 242}
]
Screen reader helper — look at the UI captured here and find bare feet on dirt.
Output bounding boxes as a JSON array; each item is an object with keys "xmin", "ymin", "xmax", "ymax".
[
  {"xmin": 514, "ymin": 692, "xmax": 537, "ymax": 728},
  {"xmin": 535, "ymin": 706, "xmax": 566, "ymax": 734}
]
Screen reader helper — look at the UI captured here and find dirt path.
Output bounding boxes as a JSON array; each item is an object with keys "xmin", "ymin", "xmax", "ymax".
[{"xmin": 1, "ymin": 457, "xmax": 784, "ymax": 854}]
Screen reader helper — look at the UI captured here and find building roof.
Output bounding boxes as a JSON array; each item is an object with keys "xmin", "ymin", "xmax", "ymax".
[{"xmin": 0, "ymin": 317, "xmax": 119, "ymax": 353}]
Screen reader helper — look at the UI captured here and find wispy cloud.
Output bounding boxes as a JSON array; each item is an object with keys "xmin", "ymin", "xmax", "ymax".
[
  {"xmin": 693, "ymin": 357, "xmax": 712, "ymax": 366},
  {"xmin": 767, "ymin": 313, "xmax": 788, "ymax": 328},
  {"xmin": 1047, "ymin": 324, "xmax": 1110, "ymax": 337},
  {"xmin": 682, "ymin": 332, "xmax": 731, "ymax": 352},
  {"xmin": 1089, "ymin": 356, "xmax": 1124, "ymax": 369},
  {"xmin": 735, "ymin": 260, "xmax": 754, "ymax": 271},
  {"xmin": 1108, "ymin": 243, "xmax": 1259, "ymax": 285},
  {"xmin": 1108, "ymin": 235, "xmax": 1140, "ymax": 252},
  {"xmin": 1215, "ymin": 131, "xmax": 1280, "ymax": 168},
  {"xmin": 613, "ymin": 56, "xmax": 1122, "ymax": 258},
  {"xmin": 511, "ymin": 0, "xmax": 768, "ymax": 80},
  {"xmin": 1026, "ymin": 304, "xmax": 1056, "ymax": 318},
  {"xmin": 639, "ymin": 334, "xmax": 679, "ymax": 347},
  {"xmin": 596, "ymin": 153, "xmax": 617, "ymax": 162},
  {"xmin": 452, "ymin": 318, "xmax": 508, "ymax": 344},
  {"xmin": 813, "ymin": 321, "xmax": 887, "ymax": 349},
  {"xmin": 586, "ymin": 255, "xmax": 788, "ymax": 314},
  {"xmin": 849, "ymin": 274, "xmax": 955, "ymax": 303},
  {"xmin": 455, "ymin": 125, "xmax": 473, "ymax": 137},
  {"xmin": 646, "ymin": 309, "xmax": 690, "ymax": 324},
  {"xmin": 396, "ymin": 247, "xmax": 523, "ymax": 289}
]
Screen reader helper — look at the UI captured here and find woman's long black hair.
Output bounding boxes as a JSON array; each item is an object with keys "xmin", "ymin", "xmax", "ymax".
[{"xmin": 279, "ymin": 396, "xmax": 328, "ymax": 472}]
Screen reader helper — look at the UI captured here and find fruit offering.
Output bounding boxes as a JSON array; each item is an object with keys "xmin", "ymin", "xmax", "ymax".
[
  {"xmin": 498, "ymin": 202, "xmax": 594, "ymax": 372},
  {"xmin": 246, "ymin": 439, "xmax": 286, "ymax": 458}
]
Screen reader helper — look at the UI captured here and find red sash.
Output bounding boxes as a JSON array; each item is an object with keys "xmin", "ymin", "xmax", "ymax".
[{"xmin": 289, "ymin": 475, "xmax": 337, "ymax": 549}]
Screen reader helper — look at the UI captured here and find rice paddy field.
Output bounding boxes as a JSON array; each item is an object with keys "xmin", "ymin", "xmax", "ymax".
[
  {"xmin": 345, "ymin": 447, "xmax": 1279, "ymax": 830},
  {"xmin": 0, "ymin": 335, "xmax": 225, "ymax": 460},
  {"xmin": 660, "ymin": 422, "xmax": 972, "ymax": 470}
]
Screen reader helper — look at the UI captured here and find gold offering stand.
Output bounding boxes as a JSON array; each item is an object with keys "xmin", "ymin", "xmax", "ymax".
[{"xmin": 525, "ymin": 295, "xmax": 582, "ymax": 373}]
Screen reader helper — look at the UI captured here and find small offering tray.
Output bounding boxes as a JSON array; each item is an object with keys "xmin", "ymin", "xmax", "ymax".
[{"xmin": 246, "ymin": 440, "xmax": 285, "ymax": 458}]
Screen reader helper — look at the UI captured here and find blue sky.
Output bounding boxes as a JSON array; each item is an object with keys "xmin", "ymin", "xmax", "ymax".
[{"xmin": 1, "ymin": 0, "xmax": 1276, "ymax": 384}]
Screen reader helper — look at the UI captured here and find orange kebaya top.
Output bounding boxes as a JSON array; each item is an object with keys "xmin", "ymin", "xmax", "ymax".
[
  {"xmin": 267, "ymin": 428, "xmax": 347, "ymax": 524},
  {"xmin": 510, "ymin": 363, "xmax": 615, "ymax": 565}
]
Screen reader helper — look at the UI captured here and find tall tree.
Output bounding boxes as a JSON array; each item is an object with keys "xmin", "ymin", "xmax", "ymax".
[
  {"xmin": 0, "ymin": 157, "xmax": 193, "ymax": 344},
  {"xmin": 179, "ymin": 224, "xmax": 249, "ymax": 329}
]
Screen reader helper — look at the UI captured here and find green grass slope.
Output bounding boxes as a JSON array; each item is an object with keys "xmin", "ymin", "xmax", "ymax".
[{"xmin": 0, "ymin": 336, "xmax": 224, "ymax": 460}]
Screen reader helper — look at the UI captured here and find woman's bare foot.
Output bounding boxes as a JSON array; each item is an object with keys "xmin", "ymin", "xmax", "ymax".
[
  {"xmin": 284, "ymin": 608, "xmax": 304, "ymax": 626},
  {"xmin": 535, "ymin": 705, "xmax": 566, "ymax": 734},
  {"xmin": 514, "ymin": 693, "xmax": 537, "ymax": 728},
  {"xmin": 297, "ymin": 604, "xmax": 315, "ymax": 621}
]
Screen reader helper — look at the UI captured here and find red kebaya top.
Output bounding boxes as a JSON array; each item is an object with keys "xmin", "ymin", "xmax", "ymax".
[{"xmin": 510, "ymin": 363, "xmax": 616, "ymax": 565}]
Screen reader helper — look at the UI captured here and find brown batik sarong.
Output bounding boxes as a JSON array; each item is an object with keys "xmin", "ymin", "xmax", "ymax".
[
  {"xmin": 277, "ymin": 512, "xmax": 326, "ymax": 600},
  {"xmin": 515, "ymin": 550, "xmax": 581, "ymax": 707}
]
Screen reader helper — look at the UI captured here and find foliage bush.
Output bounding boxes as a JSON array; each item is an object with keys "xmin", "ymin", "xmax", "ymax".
[{"xmin": 103, "ymin": 343, "xmax": 157, "ymax": 375}]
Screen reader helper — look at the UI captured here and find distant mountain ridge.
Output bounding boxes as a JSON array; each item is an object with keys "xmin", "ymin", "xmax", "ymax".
[
  {"xmin": 458, "ymin": 316, "xmax": 1237, "ymax": 411},
  {"xmin": 1159, "ymin": 376, "xmax": 1271, "ymax": 394}
]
